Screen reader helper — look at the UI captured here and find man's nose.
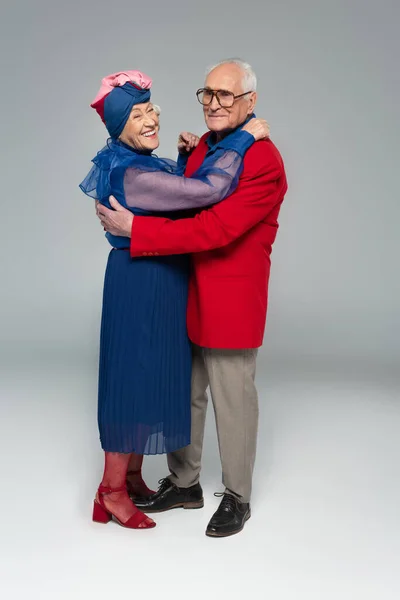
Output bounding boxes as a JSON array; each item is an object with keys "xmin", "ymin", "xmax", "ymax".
[{"xmin": 209, "ymin": 95, "xmax": 220, "ymax": 111}]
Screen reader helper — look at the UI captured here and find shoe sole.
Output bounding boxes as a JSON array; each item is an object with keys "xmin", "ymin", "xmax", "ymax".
[
  {"xmin": 136, "ymin": 499, "xmax": 205, "ymax": 514},
  {"xmin": 205, "ymin": 510, "xmax": 251, "ymax": 538}
]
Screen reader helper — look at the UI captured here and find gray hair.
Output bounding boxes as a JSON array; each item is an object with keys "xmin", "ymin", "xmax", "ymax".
[
  {"xmin": 205, "ymin": 58, "xmax": 257, "ymax": 92},
  {"xmin": 152, "ymin": 104, "xmax": 161, "ymax": 116}
]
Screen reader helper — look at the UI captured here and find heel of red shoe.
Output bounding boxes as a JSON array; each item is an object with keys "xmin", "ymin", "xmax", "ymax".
[{"xmin": 93, "ymin": 500, "xmax": 112, "ymax": 524}]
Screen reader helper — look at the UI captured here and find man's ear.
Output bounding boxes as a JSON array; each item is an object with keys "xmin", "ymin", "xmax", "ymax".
[{"xmin": 248, "ymin": 91, "xmax": 257, "ymax": 115}]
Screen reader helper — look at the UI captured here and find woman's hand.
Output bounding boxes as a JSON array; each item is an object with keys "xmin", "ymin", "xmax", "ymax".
[
  {"xmin": 178, "ymin": 131, "xmax": 200, "ymax": 154},
  {"xmin": 242, "ymin": 118, "xmax": 270, "ymax": 141}
]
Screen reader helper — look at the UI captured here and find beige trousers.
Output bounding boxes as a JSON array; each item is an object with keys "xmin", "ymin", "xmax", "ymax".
[{"xmin": 168, "ymin": 345, "xmax": 259, "ymax": 503}]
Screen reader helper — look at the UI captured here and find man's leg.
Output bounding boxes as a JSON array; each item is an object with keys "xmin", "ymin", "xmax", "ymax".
[
  {"xmin": 168, "ymin": 344, "xmax": 209, "ymax": 487},
  {"xmin": 205, "ymin": 348, "xmax": 259, "ymax": 504}
]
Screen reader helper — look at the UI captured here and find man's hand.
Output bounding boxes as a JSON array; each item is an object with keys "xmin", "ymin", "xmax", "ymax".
[
  {"xmin": 96, "ymin": 196, "xmax": 133, "ymax": 237},
  {"xmin": 178, "ymin": 131, "xmax": 200, "ymax": 154}
]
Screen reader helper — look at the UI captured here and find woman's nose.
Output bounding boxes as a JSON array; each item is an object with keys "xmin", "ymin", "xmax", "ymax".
[{"xmin": 144, "ymin": 115, "xmax": 157, "ymax": 126}]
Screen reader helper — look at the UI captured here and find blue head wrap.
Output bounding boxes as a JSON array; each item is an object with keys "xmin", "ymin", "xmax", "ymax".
[{"xmin": 103, "ymin": 83, "xmax": 151, "ymax": 139}]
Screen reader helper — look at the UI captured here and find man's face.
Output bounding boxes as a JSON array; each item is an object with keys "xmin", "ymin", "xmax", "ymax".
[
  {"xmin": 119, "ymin": 102, "xmax": 160, "ymax": 152},
  {"xmin": 202, "ymin": 64, "xmax": 257, "ymax": 133}
]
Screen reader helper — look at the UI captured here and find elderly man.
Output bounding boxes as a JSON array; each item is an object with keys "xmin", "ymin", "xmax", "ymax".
[{"xmin": 97, "ymin": 58, "xmax": 288, "ymax": 537}]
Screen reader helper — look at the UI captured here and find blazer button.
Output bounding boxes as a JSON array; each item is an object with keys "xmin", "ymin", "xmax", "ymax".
[
  {"xmin": 154, "ymin": 252, "xmax": 159, "ymax": 256},
  {"xmin": 142, "ymin": 252, "xmax": 147, "ymax": 256},
  {"xmin": 148, "ymin": 252, "xmax": 154, "ymax": 256}
]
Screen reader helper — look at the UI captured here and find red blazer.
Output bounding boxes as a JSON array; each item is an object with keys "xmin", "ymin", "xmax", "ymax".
[{"xmin": 130, "ymin": 133, "xmax": 288, "ymax": 349}]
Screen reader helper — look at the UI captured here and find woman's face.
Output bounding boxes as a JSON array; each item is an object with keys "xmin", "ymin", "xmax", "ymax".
[{"xmin": 119, "ymin": 102, "xmax": 160, "ymax": 151}]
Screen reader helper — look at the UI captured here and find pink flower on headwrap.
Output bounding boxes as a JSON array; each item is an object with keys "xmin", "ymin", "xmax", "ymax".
[{"xmin": 91, "ymin": 70, "xmax": 152, "ymax": 121}]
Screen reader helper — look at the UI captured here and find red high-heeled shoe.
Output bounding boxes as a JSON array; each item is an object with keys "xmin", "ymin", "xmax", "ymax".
[
  {"xmin": 126, "ymin": 470, "xmax": 156, "ymax": 499},
  {"xmin": 92, "ymin": 484, "xmax": 156, "ymax": 529}
]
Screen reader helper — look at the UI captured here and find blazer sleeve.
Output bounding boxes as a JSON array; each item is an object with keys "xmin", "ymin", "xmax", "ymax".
[{"xmin": 130, "ymin": 141, "xmax": 288, "ymax": 257}]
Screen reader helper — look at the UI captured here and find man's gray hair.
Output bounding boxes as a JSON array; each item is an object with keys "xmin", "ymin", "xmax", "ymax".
[{"xmin": 205, "ymin": 58, "xmax": 257, "ymax": 92}]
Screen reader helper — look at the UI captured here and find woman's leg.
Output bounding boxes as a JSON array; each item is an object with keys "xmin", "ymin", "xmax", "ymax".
[
  {"xmin": 97, "ymin": 452, "xmax": 155, "ymax": 527},
  {"xmin": 126, "ymin": 452, "xmax": 156, "ymax": 498}
]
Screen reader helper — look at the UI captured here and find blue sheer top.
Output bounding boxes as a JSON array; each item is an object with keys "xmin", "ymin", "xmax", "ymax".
[{"xmin": 79, "ymin": 127, "xmax": 254, "ymax": 248}]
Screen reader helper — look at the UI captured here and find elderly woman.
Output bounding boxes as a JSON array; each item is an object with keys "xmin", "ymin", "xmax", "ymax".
[{"xmin": 80, "ymin": 70, "xmax": 269, "ymax": 530}]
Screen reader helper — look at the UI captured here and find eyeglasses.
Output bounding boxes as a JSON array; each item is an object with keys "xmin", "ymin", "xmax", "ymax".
[{"xmin": 196, "ymin": 88, "xmax": 252, "ymax": 108}]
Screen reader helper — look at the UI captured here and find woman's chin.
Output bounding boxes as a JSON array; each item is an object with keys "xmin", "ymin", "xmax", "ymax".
[{"xmin": 143, "ymin": 135, "xmax": 159, "ymax": 151}]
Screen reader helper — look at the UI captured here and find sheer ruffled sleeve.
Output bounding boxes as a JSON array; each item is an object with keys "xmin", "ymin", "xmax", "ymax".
[{"xmin": 123, "ymin": 131, "xmax": 254, "ymax": 212}]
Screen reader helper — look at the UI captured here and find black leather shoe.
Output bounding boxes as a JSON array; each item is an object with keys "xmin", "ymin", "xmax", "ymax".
[
  {"xmin": 206, "ymin": 493, "xmax": 251, "ymax": 537},
  {"xmin": 134, "ymin": 478, "xmax": 204, "ymax": 513}
]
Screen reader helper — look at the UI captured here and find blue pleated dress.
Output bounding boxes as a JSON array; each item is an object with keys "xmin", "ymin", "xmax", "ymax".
[{"xmin": 98, "ymin": 234, "xmax": 191, "ymax": 455}]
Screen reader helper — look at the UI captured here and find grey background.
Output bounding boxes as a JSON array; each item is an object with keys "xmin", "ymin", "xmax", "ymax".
[
  {"xmin": 1, "ymin": 2, "xmax": 400, "ymax": 599},
  {"xmin": 1, "ymin": 0, "xmax": 399, "ymax": 370}
]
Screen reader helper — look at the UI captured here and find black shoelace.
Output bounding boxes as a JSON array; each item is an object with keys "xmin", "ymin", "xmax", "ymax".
[
  {"xmin": 157, "ymin": 477, "xmax": 176, "ymax": 492},
  {"xmin": 214, "ymin": 492, "xmax": 237, "ymax": 513}
]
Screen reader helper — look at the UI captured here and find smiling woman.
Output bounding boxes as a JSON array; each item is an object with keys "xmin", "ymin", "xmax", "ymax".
[
  {"xmin": 119, "ymin": 102, "xmax": 160, "ymax": 151},
  {"xmin": 79, "ymin": 69, "xmax": 269, "ymax": 533}
]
